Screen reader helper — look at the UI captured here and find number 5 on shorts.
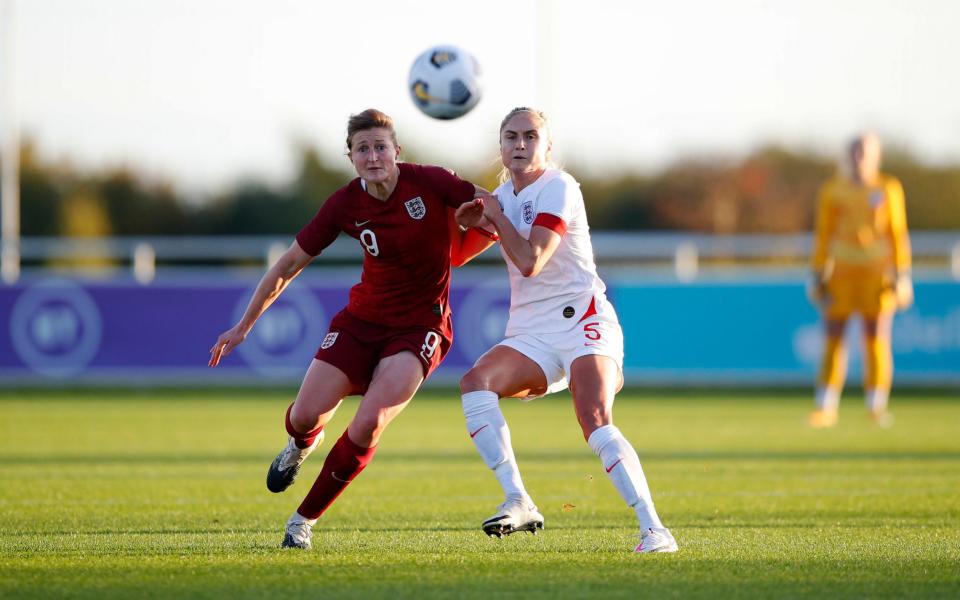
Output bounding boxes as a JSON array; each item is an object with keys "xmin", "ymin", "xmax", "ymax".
[{"xmin": 584, "ymin": 323, "xmax": 602, "ymax": 341}]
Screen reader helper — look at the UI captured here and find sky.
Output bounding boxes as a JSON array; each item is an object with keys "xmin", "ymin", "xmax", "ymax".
[{"xmin": 5, "ymin": 0, "xmax": 960, "ymax": 195}]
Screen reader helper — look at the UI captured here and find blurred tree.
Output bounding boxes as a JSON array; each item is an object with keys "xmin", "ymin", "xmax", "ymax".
[
  {"xmin": 289, "ymin": 144, "xmax": 353, "ymax": 215},
  {"xmin": 98, "ymin": 169, "xmax": 188, "ymax": 235},
  {"xmin": 211, "ymin": 145, "xmax": 354, "ymax": 235},
  {"xmin": 56, "ymin": 186, "xmax": 114, "ymax": 269},
  {"xmin": 885, "ymin": 151, "xmax": 960, "ymax": 230},
  {"xmin": 734, "ymin": 147, "xmax": 833, "ymax": 232},
  {"xmin": 12, "ymin": 139, "xmax": 960, "ymax": 236},
  {"xmin": 20, "ymin": 140, "xmax": 63, "ymax": 236},
  {"xmin": 577, "ymin": 171, "xmax": 659, "ymax": 230},
  {"xmin": 61, "ymin": 189, "xmax": 111, "ymax": 237}
]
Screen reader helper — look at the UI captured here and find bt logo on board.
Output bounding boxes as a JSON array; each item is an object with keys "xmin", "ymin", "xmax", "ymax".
[{"xmin": 10, "ymin": 279, "xmax": 103, "ymax": 377}]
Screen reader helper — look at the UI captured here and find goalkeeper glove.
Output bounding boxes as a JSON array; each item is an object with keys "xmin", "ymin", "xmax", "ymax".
[
  {"xmin": 806, "ymin": 272, "xmax": 827, "ymax": 306},
  {"xmin": 895, "ymin": 273, "xmax": 914, "ymax": 309}
]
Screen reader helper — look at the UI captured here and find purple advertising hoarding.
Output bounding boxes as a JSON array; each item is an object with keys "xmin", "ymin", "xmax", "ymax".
[
  {"xmin": 0, "ymin": 270, "xmax": 510, "ymax": 386},
  {"xmin": 1, "ymin": 270, "xmax": 958, "ymax": 386}
]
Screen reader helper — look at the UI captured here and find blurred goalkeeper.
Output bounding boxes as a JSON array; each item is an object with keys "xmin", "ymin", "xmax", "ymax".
[{"xmin": 807, "ymin": 133, "xmax": 913, "ymax": 428}]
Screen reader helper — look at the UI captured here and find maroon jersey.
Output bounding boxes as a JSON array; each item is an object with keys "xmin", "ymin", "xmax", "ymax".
[{"xmin": 296, "ymin": 162, "xmax": 475, "ymax": 336}]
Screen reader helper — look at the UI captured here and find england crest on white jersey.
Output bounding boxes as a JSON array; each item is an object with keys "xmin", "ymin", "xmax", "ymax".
[{"xmin": 521, "ymin": 200, "xmax": 535, "ymax": 224}]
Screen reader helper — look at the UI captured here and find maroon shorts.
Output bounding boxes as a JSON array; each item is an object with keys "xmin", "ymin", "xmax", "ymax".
[{"xmin": 314, "ymin": 308, "xmax": 452, "ymax": 395}]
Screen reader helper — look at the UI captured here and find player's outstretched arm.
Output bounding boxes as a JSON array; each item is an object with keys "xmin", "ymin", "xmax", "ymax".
[
  {"xmin": 448, "ymin": 205, "xmax": 496, "ymax": 267},
  {"xmin": 454, "ymin": 198, "xmax": 487, "ymax": 229},
  {"xmin": 887, "ymin": 179, "xmax": 914, "ymax": 309},
  {"xmin": 208, "ymin": 241, "xmax": 313, "ymax": 367}
]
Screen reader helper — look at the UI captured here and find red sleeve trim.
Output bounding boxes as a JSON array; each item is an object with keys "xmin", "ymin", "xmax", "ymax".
[
  {"xmin": 472, "ymin": 227, "xmax": 499, "ymax": 241},
  {"xmin": 533, "ymin": 213, "xmax": 567, "ymax": 236}
]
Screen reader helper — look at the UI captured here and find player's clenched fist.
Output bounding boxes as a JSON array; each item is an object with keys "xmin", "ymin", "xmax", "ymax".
[
  {"xmin": 455, "ymin": 197, "xmax": 487, "ymax": 229},
  {"xmin": 480, "ymin": 194, "xmax": 504, "ymax": 221}
]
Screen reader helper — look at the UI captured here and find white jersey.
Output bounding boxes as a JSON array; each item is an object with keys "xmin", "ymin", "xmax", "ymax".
[{"xmin": 493, "ymin": 169, "xmax": 617, "ymax": 337}]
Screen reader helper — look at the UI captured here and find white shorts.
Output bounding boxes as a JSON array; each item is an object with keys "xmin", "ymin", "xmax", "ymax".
[{"xmin": 495, "ymin": 315, "xmax": 624, "ymax": 400}]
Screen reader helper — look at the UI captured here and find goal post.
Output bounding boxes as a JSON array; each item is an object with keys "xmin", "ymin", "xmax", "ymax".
[{"xmin": 1, "ymin": 0, "xmax": 19, "ymax": 284}]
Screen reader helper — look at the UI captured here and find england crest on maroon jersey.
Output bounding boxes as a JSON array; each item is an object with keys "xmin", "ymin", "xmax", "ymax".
[
  {"xmin": 320, "ymin": 332, "xmax": 338, "ymax": 349},
  {"xmin": 521, "ymin": 200, "xmax": 535, "ymax": 224},
  {"xmin": 404, "ymin": 197, "xmax": 427, "ymax": 220}
]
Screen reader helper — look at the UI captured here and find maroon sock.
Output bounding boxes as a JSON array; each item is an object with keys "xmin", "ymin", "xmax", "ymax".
[
  {"xmin": 297, "ymin": 430, "xmax": 377, "ymax": 520},
  {"xmin": 285, "ymin": 403, "xmax": 324, "ymax": 449}
]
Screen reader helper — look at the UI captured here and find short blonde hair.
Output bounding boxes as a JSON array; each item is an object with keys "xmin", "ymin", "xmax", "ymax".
[{"xmin": 499, "ymin": 106, "xmax": 549, "ymax": 136}]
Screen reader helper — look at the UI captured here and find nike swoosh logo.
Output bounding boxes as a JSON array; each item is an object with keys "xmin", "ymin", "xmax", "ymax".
[
  {"xmin": 469, "ymin": 425, "xmax": 489, "ymax": 438},
  {"xmin": 330, "ymin": 471, "xmax": 350, "ymax": 482},
  {"xmin": 355, "ymin": 220, "xmax": 371, "ymax": 227},
  {"xmin": 605, "ymin": 458, "xmax": 622, "ymax": 473}
]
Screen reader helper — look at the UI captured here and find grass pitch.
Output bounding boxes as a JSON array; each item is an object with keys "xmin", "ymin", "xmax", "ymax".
[{"xmin": 1, "ymin": 388, "xmax": 958, "ymax": 599}]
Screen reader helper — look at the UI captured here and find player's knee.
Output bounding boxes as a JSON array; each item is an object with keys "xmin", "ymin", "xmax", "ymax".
[
  {"xmin": 576, "ymin": 409, "xmax": 605, "ymax": 433},
  {"xmin": 863, "ymin": 317, "xmax": 890, "ymax": 338},
  {"xmin": 825, "ymin": 319, "xmax": 846, "ymax": 338},
  {"xmin": 573, "ymin": 403, "xmax": 611, "ymax": 438},
  {"xmin": 289, "ymin": 404, "xmax": 321, "ymax": 434},
  {"xmin": 459, "ymin": 367, "xmax": 490, "ymax": 394},
  {"xmin": 351, "ymin": 411, "xmax": 387, "ymax": 442}
]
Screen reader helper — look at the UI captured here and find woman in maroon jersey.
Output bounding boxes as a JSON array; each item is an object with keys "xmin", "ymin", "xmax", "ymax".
[{"xmin": 208, "ymin": 108, "xmax": 494, "ymax": 549}]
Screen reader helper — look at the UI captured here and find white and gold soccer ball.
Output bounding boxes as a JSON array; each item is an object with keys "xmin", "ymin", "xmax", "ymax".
[{"xmin": 408, "ymin": 45, "xmax": 482, "ymax": 120}]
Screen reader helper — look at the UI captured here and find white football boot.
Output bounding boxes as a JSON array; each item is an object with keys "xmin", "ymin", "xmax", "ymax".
[
  {"xmin": 266, "ymin": 432, "xmax": 324, "ymax": 493},
  {"xmin": 482, "ymin": 497, "xmax": 544, "ymax": 538},
  {"xmin": 281, "ymin": 517, "xmax": 313, "ymax": 550},
  {"xmin": 635, "ymin": 527, "xmax": 678, "ymax": 553}
]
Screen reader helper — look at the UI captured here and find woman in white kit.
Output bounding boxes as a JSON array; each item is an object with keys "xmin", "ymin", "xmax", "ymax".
[{"xmin": 454, "ymin": 107, "xmax": 677, "ymax": 553}]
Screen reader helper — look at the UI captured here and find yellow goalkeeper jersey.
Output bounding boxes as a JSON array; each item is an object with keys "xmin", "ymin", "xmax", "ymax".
[{"xmin": 811, "ymin": 172, "xmax": 911, "ymax": 275}]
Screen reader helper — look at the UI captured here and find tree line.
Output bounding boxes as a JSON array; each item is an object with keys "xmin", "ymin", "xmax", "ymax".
[{"xmin": 15, "ymin": 139, "xmax": 960, "ymax": 237}]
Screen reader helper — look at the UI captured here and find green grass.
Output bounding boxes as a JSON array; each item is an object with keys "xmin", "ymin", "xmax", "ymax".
[{"xmin": 1, "ymin": 388, "xmax": 958, "ymax": 599}]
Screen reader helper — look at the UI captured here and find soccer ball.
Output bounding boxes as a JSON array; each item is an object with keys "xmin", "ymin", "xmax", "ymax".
[{"xmin": 408, "ymin": 45, "xmax": 482, "ymax": 120}]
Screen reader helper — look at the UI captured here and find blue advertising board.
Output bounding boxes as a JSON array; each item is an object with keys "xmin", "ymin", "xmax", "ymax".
[
  {"xmin": 614, "ymin": 279, "xmax": 960, "ymax": 385},
  {"xmin": 1, "ymin": 270, "xmax": 957, "ymax": 386}
]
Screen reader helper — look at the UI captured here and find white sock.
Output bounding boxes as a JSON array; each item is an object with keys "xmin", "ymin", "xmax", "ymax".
[
  {"xmin": 588, "ymin": 424, "xmax": 664, "ymax": 531},
  {"xmin": 865, "ymin": 388, "xmax": 889, "ymax": 413},
  {"xmin": 462, "ymin": 391, "xmax": 528, "ymax": 502},
  {"xmin": 815, "ymin": 386, "xmax": 841, "ymax": 412},
  {"xmin": 289, "ymin": 511, "xmax": 317, "ymax": 526}
]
